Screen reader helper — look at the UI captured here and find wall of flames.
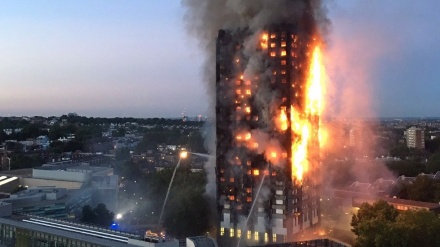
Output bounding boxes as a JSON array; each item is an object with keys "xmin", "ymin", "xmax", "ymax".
[
  {"xmin": 232, "ymin": 31, "xmax": 326, "ymax": 185},
  {"xmin": 268, "ymin": 34, "xmax": 326, "ymax": 185},
  {"xmin": 290, "ymin": 44, "xmax": 325, "ymax": 184}
]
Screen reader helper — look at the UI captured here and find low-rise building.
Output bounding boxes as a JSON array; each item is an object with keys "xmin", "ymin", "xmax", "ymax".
[
  {"xmin": 249, "ymin": 238, "xmax": 351, "ymax": 247},
  {"xmin": 0, "ymin": 163, "xmax": 119, "ymax": 214},
  {"xmin": 0, "ymin": 187, "xmax": 92, "ymax": 219},
  {"xmin": 0, "ymin": 203, "xmax": 179, "ymax": 247},
  {"xmin": 0, "ymin": 176, "xmax": 19, "ymax": 193},
  {"xmin": 352, "ymin": 196, "xmax": 440, "ymax": 212},
  {"xmin": 186, "ymin": 236, "xmax": 218, "ymax": 247}
]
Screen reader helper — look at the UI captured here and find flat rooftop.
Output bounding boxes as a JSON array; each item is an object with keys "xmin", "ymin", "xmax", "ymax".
[
  {"xmin": 0, "ymin": 188, "xmax": 89, "ymax": 209},
  {"xmin": 0, "ymin": 168, "xmax": 32, "ymax": 177},
  {"xmin": 0, "ymin": 214, "xmax": 142, "ymax": 247}
]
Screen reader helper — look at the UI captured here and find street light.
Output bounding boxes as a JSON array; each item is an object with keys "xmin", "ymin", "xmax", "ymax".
[
  {"xmin": 157, "ymin": 150, "xmax": 187, "ymax": 226},
  {"xmin": 180, "ymin": 151, "xmax": 188, "ymax": 159},
  {"xmin": 116, "ymin": 213, "xmax": 123, "ymax": 220}
]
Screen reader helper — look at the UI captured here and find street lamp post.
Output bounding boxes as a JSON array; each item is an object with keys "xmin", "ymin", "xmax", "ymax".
[{"xmin": 6, "ymin": 157, "xmax": 11, "ymax": 171}]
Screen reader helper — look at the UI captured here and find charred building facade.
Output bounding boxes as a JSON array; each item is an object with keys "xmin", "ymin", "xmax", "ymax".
[{"xmin": 215, "ymin": 20, "xmax": 322, "ymax": 247}]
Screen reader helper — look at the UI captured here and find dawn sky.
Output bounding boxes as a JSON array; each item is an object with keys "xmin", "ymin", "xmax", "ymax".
[{"xmin": 0, "ymin": 1, "xmax": 439, "ymax": 118}]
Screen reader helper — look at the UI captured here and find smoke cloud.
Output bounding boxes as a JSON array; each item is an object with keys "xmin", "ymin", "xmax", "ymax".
[{"xmin": 181, "ymin": 0, "xmax": 330, "ymax": 190}]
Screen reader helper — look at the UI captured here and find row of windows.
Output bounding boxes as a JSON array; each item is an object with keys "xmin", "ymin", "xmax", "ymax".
[
  {"xmin": 269, "ymin": 33, "xmax": 298, "ymax": 40},
  {"xmin": 226, "ymin": 195, "xmax": 253, "ymax": 203},
  {"xmin": 220, "ymin": 227, "xmax": 278, "ymax": 242},
  {"xmin": 0, "ymin": 223, "xmax": 105, "ymax": 247},
  {"xmin": 219, "ymin": 169, "xmax": 277, "ymax": 184},
  {"xmin": 270, "ymin": 50, "xmax": 297, "ymax": 57}
]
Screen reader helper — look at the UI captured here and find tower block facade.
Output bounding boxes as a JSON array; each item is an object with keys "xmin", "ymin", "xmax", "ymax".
[{"xmin": 216, "ymin": 22, "xmax": 321, "ymax": 246}]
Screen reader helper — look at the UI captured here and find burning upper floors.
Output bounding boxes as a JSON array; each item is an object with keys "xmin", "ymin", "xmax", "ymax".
[{"xmin": 215, "ymin": 23, "xmax": 324, "ymax": 246}]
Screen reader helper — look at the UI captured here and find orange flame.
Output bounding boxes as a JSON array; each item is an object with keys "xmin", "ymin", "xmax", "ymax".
[
  {"xmin": 253, "ymin": 169, "xmax": 260, "ymax": 176},
  {"xmin": 236, "ymin": 132, "xmax": 252, "ymax": 142},
  {"xmin": 261, "ymin": 33, "xmax": 269, "ymax": 49},
  {"xmin": 291, "ymin": 44, "xmax": 325, "ymax": 184},
  {"xmin": 245, "ymin": 107, "xmax": 251, "ymax": 114},
  {"xmin": 291, "ymin": 107, "xmax": 309, "ymax": 183},
  {"xmin": 245, "ymin": 132, "xmax": 252, "ymax": 141},
  {"xmin": 276, "ymin": 107, "xmax": 289, "ymax": 132},
  {"xmin": 306, "ymin": 46, "xmax": 324, "ymax": 116}
]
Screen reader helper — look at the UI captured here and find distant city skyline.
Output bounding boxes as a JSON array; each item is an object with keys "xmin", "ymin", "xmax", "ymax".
[{"xmin": 0, "ymin": 0, "xmax": 439, "ymax": 118}]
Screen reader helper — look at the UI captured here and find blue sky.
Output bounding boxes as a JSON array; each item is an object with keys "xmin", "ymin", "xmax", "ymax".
[{"xmin": 0, "ymin": 1, "xmax": 439, "ymax": 118}]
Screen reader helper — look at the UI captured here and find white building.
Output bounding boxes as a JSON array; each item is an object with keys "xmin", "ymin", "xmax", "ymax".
[{"xmin": 406, "ymin": 126, "xmax": 425, "ymax": 149}]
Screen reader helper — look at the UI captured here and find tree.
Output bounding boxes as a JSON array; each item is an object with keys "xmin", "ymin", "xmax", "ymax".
[
  {"xmin": 20, "ymin": 123, "xmax": 48, "ymax": 139},
  {"xmin": 351, "ymin": 200, "xmax": 398, "ymax": 247},
  {"xmin": 10, "ymin": 154, "xmax": 44, "ymax": 169},
  {"xmin": 352, "ymin": 201, "xmax": 440, "ymax": 247},
  {"xmin": 48, "ymin": 123, "xmax": 78, "ymax": 141},
  {"xmin": 426, "ymin": 138, "xmax": 440, "ymax": 154},
  {"xmin": 64, "ymin": 140, "xmax": 83, "ymax": 152},
  {"xmin": 163, "ymin": 189, "xmax": 210, "ymax": 238},
  {"xmin": 162, "ymin": 170, "xmax": 210, "ymax": 238},
  {"xmin": 390, "ymin": 210, "xmax": 440, "ymax": 247},
  {"xmin": 81, "ymin": 205, "xmax": 97, "ymax": 224},
  {"xmin": 115, "ymin": 148, "xmax": 131, "ymax": 161},
  {"xmin": 406, "ymin": 176, "xmax": 438, "ymax": 202},
  {"xmin": 134, "ymin": 167, "xmax": 211, "ymax": 237},
  {"xmin": 80, "ymin": 204, "xmax": 114, "ymax": 227},
  {"xmin": 187, "ymin": 131, "xmax": 207, "ymax": 153},
  {"xmin": 0, "ymin": 130, "xmax": 9, "ymax": 143},
  {"xmin": 112, "ymin": 128, "xmax": 126, "ymax": 137},
  {"xmin": 75, "ymin": 125, "xmax": 103, "ymax": 142},
  {"xmin": 116, "ymin": 160, "xmax": 141, "ymax": 180},
  {"xmin": 389, "ymin": 144, "xmax": 426, "ymax": 159},
  {"xmin": 427, "ymin": 153, "xmax": 440, "ymax": 173},
  {"xmin": 389, "ymin": 145, "xmax": 411, "ymax": 159},
  {"xmin": 49, "ymin": 141, "xmax": 64, "ymax": 153},
  {"xmin": 94, "ymin": 203, "xmax": 115, "ymax": 227},
  {"xmin": 386, "ymin": 159, "xmax": 426, "ymax": 177},
  {"xmin": 390, "ymin": 176, "xmax": 440, "ymax": 203},
  {"xmin": 49, "ymin": 140, "xmax": 83, "ymax": 153}
]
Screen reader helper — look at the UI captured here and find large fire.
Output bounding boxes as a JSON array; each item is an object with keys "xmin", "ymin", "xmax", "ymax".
[
  {"xmin": 239, "ymin": 33, "xmax": 326, "ymax": 185},
  {"xmin": 291, "ymin": 44, "xmax": 325, "ymax": 184},
  {"xmin": 307, "ymin": 46, "xmax": 324, "ymax": 116}
]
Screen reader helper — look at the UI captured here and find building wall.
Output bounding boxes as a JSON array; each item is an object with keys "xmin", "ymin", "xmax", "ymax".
[
  {"xmin": 65, "ymin": 188, "xmax": 93, "ymax": 218},
  {"xmin": 0, "ymin": 203, "xmax": 12, "ymax": 217},
  {"xmin": 2, "ymin": 188, "xmax": 92, "ymax": 219},
  {"xmin": 128, "ymin": 239, "xmax": 179, "ymax": 247},
  {"xmin": 248, "ymin": 238, "xmax": 351, "ymax": 247},
  {"xmin": 33, "ymin": 169, "xmax": 92, "ymax": 183},
  {"xmin": 186, "ymin": 236, "xmax": 218, "ymax": 247},
  {"xmin": 216, "ymin": 24, "xmax": 320, "ymax": 246},
  {"xmin": 91, "ymin": 175, "xmax": 119, "ymax": 212},
  {"xmin": 0, "ymin": 217, "xmax": 179, "ymax": 247},
  {"xmin": 0, "ymin": 177, "xmax": 19, "ymax": 193},
  {"xmin": 92, "ymin": 188, "xmax": 118, "ymax": 213},
  {"xmin": 406, "ymin": 127, "xmax": 425, "ymax": 149},
  {"xmin": 22, "ymin": 178, "xmax": 83, "ymax": 189},
  {"xmin": 0, "ymin": 219, "xmax": 127, "ymax": 247}
]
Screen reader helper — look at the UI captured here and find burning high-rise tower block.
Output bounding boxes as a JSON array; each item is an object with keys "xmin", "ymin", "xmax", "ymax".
[{"xmin": 215, "ymin": 3, "xmax": 325, "ymax": 246}]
